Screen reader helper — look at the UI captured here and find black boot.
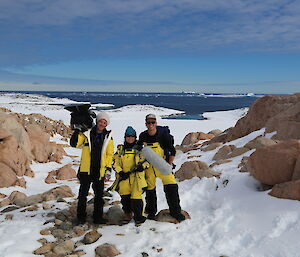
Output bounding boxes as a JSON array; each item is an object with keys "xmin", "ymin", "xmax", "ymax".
[
  {"xmin": 131, "ymin": 199, "xmax": 146, "ymax": 225},
  {"xmin": 76, "ymin": 196, "xmax": 87, "ymax": 224},
  {"xmin": 121, "ymin": 194, "xmax": 133, "ymax": 222},
  {"xmin": 164, "ymin": 184, "xmax": 185, "ymax": 222},
  {"xmin": 145, "ymin": 189, "xmax": 157, "ymax": 220}
]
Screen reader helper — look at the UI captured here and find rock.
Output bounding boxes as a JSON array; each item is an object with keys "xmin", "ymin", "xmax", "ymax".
[
  {"xmin": 26, "ymin": 124, "xmax": 51, "ymax": 163},
  {"xmin": 45, "ymin": 174, "xmax": 56, "ymax": 184},
  {"xmin": 82, "ymin": 230, "xmax": 102, "ymax": 244},
  {"xmin": 33, "ymin": 242, "xmax": 55, "ymax": 255},
  {"xmin": 0, "ymin": 162, "xmax": 18, "ymax": 187},
  {"xmin": 106, "ymin": 205, "xmax": 124, "ymax": 225},
  {"xmin": 227, "ymin": 147, "xmax": 249, "ymax": 158},
  {"xmin": 208, "ymin": 129, "xmax": 223, "ymax": 136},
  {"xmin": 156, "ymin": 209, "xmax": 191, "ymax": 224},
  {"xmin": 181, "ymin": 132, "xmax": 214, "ymax": 146},
  {"xmin": 212, "ymin": 145, "xmax": 235, "ymax": 161},
  {"xmin": 73, "ymin": 226, "xmax": 85, "ymax": 236},
  {"xmin": 244, "ymin": 136, "xmax": 277, "ymax": 149},
  {"xmin": 56, "ymin": 164, "xmax": 76, "ymax": 180},
  {"xmin": 269, "ymin": 180, "xmax": 300, "ymax": 200},
  {"xmin": 210, "ymin": 160, "xmax": 232, "ymax": 168},
  {"xmin": 200, "ymin": 142, "xmax": 222, "ymax": 152},
  {"xmin": 52, "ymin": 240, "xmax": 75, "ymax": 255},
  {"xmin": 15, "ymin": 177, "xmax": 26, "ymax": 188},
  {"xmin": 8, "ymin": 191, "xmax": 27, "ymax": 205},
  {"xmin": 175, "ymin": 161, "xmax": 220, "ymax": 181},
  {"xmin": 0, "ymin": 193, "xmax": 7, "ymax": 198},
  {"xmin": 0, "ymin": 198, "xmax": 11, "ymax": 207},
  {"xmin": 248, "ymin": 139, "xmax": 300, "ymax": 185},
  {"xmin": 0, "ymin": 126, "xmax": 32, "ymax": 178},
  {"xmin": 95, "ymin": 243, "xmax": 121, "ymax": 257},
  {"xmin": 40, "ymin": 229, "xmax": 51, "ymax": 235},
  {"xmin": 51, "ymin": 229, "xmax": 65, "ymax": 239},
  {"xmin": 238, "ymin": 157, "xmax": 250, "ymax": 172}
]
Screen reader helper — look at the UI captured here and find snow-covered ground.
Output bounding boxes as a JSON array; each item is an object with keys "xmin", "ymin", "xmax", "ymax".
[{"xmin": 0, "ymin": 92, "xmax": 299, "ymax": 257}]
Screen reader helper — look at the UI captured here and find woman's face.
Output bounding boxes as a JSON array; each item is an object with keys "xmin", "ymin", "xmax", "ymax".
[{"xmin": 125, "ymin": 135, "xmax": 136, "ymax": 144}]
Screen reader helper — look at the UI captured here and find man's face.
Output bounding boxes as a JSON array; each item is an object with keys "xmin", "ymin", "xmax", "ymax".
[
  {"xmin": 97, "ymin": 119, "xmax": 107, "ymax": 132},
  {"xmin": 145, "ymin": 118, "xmax": 157, "ymax": 134}
]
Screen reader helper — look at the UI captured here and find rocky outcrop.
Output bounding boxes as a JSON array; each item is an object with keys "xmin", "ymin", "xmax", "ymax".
[
  {"xmin": 248, "ymin": 139, "xmax": 300, "ymax": 185},
  {"xmin": 95, "ymin": 244, "xmax": 121, "ymax": 257},
  {"xmin": 0, "ymin": 163, "xmax": 18, "ymax": 187},
  {"xmin": 0, "ymin": 110, "xmax": 70, "ymax": 188},
  {"xmin": 244, "ymin": 136, "xmax": 277, "ymax": 149},
  {"xmin": 175, "ymin": 160, "xmax": 220, "ymax": 181},
  {"xmin": 212, "ymin": 93, "xmax": 300, "ymax": 143},
  {"xmin": 45, "ymin": 164, "xmax": 77, "ymax": 183}
]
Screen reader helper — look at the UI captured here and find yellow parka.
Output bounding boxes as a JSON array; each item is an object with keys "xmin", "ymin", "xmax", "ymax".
[
  {"xmin": 112, "ymin": 145, "xmax": 149, "ymax": 199},
  {"xmin": 74, "ymin": 129, "xmax": 114, "ymax": 179}
]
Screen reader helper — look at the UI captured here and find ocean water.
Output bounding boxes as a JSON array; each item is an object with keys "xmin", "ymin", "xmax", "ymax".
[{"xmin": 13, "ymin": 91, "xmax": 261, "ymax": 120}]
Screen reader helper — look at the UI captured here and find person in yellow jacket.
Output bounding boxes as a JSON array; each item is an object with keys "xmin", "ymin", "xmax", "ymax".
[
  {"xmin": 70, "ymin": 111, "xmax": 114, "ymax": 224},
  {"xmin": 137, "ymin": 114, "xmax": 185, "ymax": 222},
  {"xmin": 112, "ymin": 126, "xmax": 149, "ymax": 225}
]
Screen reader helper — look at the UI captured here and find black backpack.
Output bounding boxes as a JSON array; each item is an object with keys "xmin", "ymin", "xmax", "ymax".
[{"xmin": 156, "ymin": 126, "xmax": 174, "ymax": 160}]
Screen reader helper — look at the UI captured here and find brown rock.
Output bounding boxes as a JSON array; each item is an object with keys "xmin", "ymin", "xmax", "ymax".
[
  {"xmin": 208, "ymin": 129, "xmax": 222, "ymax": 136},
  {"xmin": 0, "ymin": 198, "xmax": 11, "ymax": 207},
  {"xmin": 15, "ymin": 177, "xmax": 27, "ymax": 188},
  {"xmin": 175, "ymin": 161, "xmax": 220, "ymax": 181},
  {"xmin": 26, "ymin": 124, "xmax": 51, "ymax": 163},
  {"xmin": 269, "ymin": 180, "xmax": 300, "ymax": 200},
  {"xmin": 33, "ymin": 242, "xmax": 55, "ymax": 255},
  {"xmin": 0, "ymin": 128, "xmax": 32, "ymax": 177},
  {"xmin": 56, "ymin": 164, "xmax": 76, "ymax": 180},
  {"xmin": 244, "ymin": 136, "xmax": 277, "ymax": 149},
  {"xmin": 248, "ymin": 139, "xmax": 300, "ymax": 185},
  {"xmin": 181, "ymin": 132, "xmax": 214, "ymax": 146},
  {"xmin": 210, "ymin": 160, "xmax": 232, "ymax": 168},
  {"xmin": 212, "ymin": 145, "xmax": 235, "ymax": 161},
  {"xmin": 0, "ymin": 162, "xmax": 17, "ymax": 187},
  {"xmin": 45, "ymin": 174, "xmax": 57, "ymax": 184},
  {"xmin": 8, "ymin": 191, "xmax": 27, "ymax": 204},
  {"xmin": 95, "ymin": 243, "xmax": 121, "ymax": 257},
  {"xmin": 227, "ymin": 147, "xmax": 249, "ymax": 158},
  {"xmin": 156, "ymin": 209, "xmax": 191, "ymax": 224},
  {"xmin": 200, "ymin": 142, "xmax": 222, "ymax": 152},
  {"xmin": 53, "ymin": 240, "xmax": 75, "ymax": 255},
  {"xmin": 83, "ymin": 230, "xmax": 102, "ymax": 244}
]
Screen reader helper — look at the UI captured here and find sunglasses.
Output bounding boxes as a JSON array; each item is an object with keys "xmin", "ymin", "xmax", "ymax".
[
  {"xmin": 146, "ymin": 121, "xmax": 156, "ymax": 125},
  {"xmin": 126, "ymin": 135, "xmax": 136, "ymax": 137}
]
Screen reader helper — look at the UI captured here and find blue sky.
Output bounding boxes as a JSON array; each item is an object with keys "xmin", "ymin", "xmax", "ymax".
[{"xmin": 0, "ymin": 0, "xmax": 300, "ymax": 93}]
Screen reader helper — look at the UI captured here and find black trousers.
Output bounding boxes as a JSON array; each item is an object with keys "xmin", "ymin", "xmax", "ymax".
[{"xmin": 77, "ymin": 173, "xmax": 105, "ymax": 221}]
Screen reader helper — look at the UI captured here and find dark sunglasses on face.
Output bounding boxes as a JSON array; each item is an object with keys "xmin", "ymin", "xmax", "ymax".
[
  {"xmin": 146, "ymin": 121, "xmax": 156, "ymax": 125},
  {"xmin": 126, "ymin": 135, "xmax": 136, "ymax": 137}
]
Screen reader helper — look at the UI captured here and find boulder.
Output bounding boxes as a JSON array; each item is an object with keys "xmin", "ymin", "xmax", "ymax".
[
  {"xmin": 106, "ymin": 205, "xmax": 124, "ymax": 225},
  {"xmin": 156, "ymin": 209, "xmax": 191, "ymax": 224},
  {"xmin": 269, "ymin": 180, "xmax": 300, "ymax": 200},
  {"xmin": 175, "ymin": 161, "xmax": 220, "ymax": 181},
  {"xmin": 244, "ymin": 136, "xmax": 277, "ymax": 150},
  {"xmin": 0, "ymin": 128, "xmax": 32, "ymax": 177},
  {"xmin": 292, "ymin": 157, "xmax": 300, "ymax": 180},
  {"xmin": 95, "ymin": 243, "xmax": 121, "ymax": 257},
  {"xmin": 0, "ymin": 163, "xmax": 18, "ymax": 187},
  {"xmin": 200, "ymin": 142, "xmax": 222, "ymax": 152},
  {"xmin": 227, "ymin": 147, "xmax": 250, "ymax": 158},
  {"xmin": 56, "ymin": 164, "xmax": 77, "ymax": 180},
  {"xmin": 181, "ymin": 132, "xmax": 214, "ymax": 146},
  {"xmin": 8, "ymin": 191, "xmax": 27, "ymax": 205},
  {"xmin": 53, "ymin": 240, "xmax": 75, "ymax": 255},
  {"xmin": 82, "ymin": 230, "xmax": 102, "ymax": 244},
  {"xmin": 212, "ymin": 145, "xmax": 235, "ymax": 161},
  {"xmin": 208, "ymin": 129, "xmax": 222, "ymax": 136},
  {"xmin": 248, "ymin": 139, "xmax": 300, "ymax": 185},
  {"xmin": 26, "ymin": 124, "xmax": 51, "ymax": 163}
]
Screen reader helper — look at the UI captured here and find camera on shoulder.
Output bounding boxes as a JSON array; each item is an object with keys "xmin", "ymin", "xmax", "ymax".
[{"xmin": 64, "ymin": 103, "xmax": 96, "ymax": 132}]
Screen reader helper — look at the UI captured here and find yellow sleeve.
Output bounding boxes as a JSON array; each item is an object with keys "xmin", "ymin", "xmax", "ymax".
[
  {"xmin": 105, "ymin": 138, "xmax": 114, "ymax": 168},
  {"xmin": 136, "ymin": 152, "xmax": 150, "ymax": 169},
  {"xmin": 76, "ymin": 133, "xmax": 87, "ymax": 148},
  {"xmin": 113, "ymin": 151, "xmax": 123, "ymax": 173}
]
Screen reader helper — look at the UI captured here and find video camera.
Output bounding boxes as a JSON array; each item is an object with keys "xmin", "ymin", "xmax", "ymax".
[{"xmin": 64, "ymin": 103, "xmax": 96, "ymax": 132}]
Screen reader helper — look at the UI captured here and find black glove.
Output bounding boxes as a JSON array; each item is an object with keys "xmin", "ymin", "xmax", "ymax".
[
  {"xmin": 172, "ymin": 163, "xmax": 176, "ymax": 170},
  {"xmin": 119, "ymin": 171, "xmax": 130, "ymax": 180},
  {"xmin": 135, "ymin": 164, "xmax": 144, "ymax": 172}
]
